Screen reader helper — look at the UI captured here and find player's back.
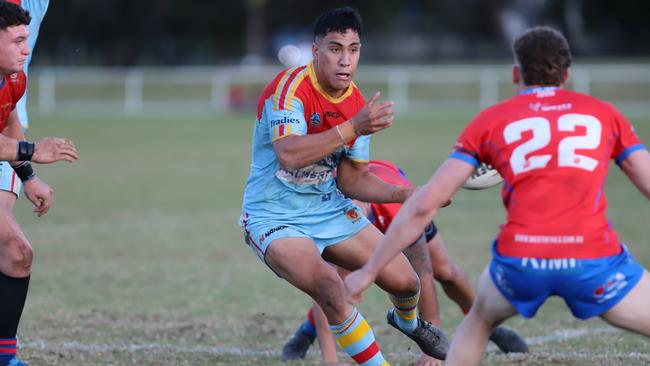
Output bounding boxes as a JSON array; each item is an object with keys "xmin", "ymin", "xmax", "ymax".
[{"xmin": 458, "ymin": 87, "xmax": 643, "ymax": 259}]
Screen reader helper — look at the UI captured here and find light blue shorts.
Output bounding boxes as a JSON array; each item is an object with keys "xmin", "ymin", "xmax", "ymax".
[
  {"xmin": 240, "ymin": 197, "xmax": 370, "ymax": 261},
  {"xmin": 0, "ymin": 162, "xmax": 22, "ymax": 196},
  {"xmin": 489, "ymin": 242, "xmax": 644, "ymax": 319}
]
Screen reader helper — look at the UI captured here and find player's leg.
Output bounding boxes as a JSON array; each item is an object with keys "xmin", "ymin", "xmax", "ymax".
[
  {"xmin": 265, "ymin": 237, "xmax": 389, "ymax": 366},
  {"xmin": 324, "ymin": 225, "xmax": 448, "ymax": 360},
  {"xmin": 0, "ymin": 184, "xmax": 32, "ymax": 366},
  {"xmin": 446, "ymin": 267, "xmax": 518, "ymax": 366},
  {"xmin": 428, "ymin": 231, "xmax": 527, "ymax": 353},
  {"xmin": 281, "ymin": 305, "xmax": 317, "ymax": 361},
  {"xmin": 427, "ymin": 232, "xmax": 473, "ymax": 314},
  {"xmin": 600, "ymin": 270, "xmax": 650, "ymax": 336}
]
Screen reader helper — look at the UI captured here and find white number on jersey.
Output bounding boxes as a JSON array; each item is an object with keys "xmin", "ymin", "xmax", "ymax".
[{"xmin": 504, "ymin": 113, "xmax": 602, "ymax": 175}]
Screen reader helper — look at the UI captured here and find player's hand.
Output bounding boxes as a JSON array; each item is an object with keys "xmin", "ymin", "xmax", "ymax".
[
  {"xmin": 343, "ymin": 268, "xmax": 375, "ymax": 305},
  {"xmin": 415, "ymin": 354, "xmax": 443, "ymax": 366},
  {"xmin": 32, "ymin": 138, "xmax": 79, "ymax": 163},
  {"xmin": 23, "ymin": 176, "xmax": 53, "ymax": 217},
  {"xmin": 350, "ymin": 91, "xmax": 394, "ymax": 135}
]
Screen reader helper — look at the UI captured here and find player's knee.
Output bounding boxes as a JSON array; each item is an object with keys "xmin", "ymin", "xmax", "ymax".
[
  {"xmin": 0, "ymin": 232, "xmax": 33, "ymax": 276},
  {"xmin": 432, "ymin": 259, "xmax": 455, "ymax": 283},
  {"xmin": 391, "ymin": 269, "xmax": 420, "ymax": 297}
]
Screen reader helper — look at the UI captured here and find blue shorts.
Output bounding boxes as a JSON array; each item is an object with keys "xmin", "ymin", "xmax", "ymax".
[
  {"xmin": 240, "ymin": 199, "xmax": 370, "ymax": 261},
  {"xmin": 0, "ymin": 162, "xmax": 22, "ymax": 196},
  {"xmin": 489, "ymin": 242, "xmax": 644, "ymax": 319}
]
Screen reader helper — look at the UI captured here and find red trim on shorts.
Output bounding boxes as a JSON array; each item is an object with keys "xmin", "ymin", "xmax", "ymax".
[{"xmin": 10, "ymin": 171, "xmax": 16, "ymax": 192}]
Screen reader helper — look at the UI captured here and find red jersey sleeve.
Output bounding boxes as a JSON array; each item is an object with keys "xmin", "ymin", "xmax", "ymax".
[
  {"xmin": 451, "ymin": 109, "xmax": 494, "ymax": 168},
  {"xmin": 607, "ymin": 103, "xmax": 646, "ymax": 165}
]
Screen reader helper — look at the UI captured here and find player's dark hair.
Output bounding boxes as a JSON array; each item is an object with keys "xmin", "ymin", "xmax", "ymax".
[
  {"xmin": 313, "ymin": 6, "xmax": 363, "ymax": 40},
  {"xmin": 513, "ymin": 26, "xmax": 572, "ymax": 86},
  {"xmin": 0, "ymin": 1, "xmax": 31, "ymax": 31}
]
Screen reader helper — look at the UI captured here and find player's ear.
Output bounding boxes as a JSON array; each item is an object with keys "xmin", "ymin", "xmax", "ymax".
[
  {"xmin": 512, "ymin": 65, "xmax": 521, "ymax": 85},
  {"xmin": 312, "ymin": 41, "xmax": 319, "ymax": 62},
  {"xmin": 562, "ymin": 68, "xmax": 571, "ymax": 86}
]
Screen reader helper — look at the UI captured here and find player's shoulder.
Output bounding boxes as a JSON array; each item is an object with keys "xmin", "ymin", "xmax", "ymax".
[
  {"xmin": 560, "ymin": 89, "xmax": 624, "ymax": 118},
  {"xmin": 7, "ymin": 72, "xmax": 26, "ymax": 91}
]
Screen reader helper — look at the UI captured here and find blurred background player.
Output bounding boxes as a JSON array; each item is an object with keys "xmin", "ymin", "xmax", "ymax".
[
  {"xmin": 0, "ymin": 2, "xmax": 78, "ymax": 366},
  {"xmin": 343, "ymin": 26, "xmax": 650, "ymax": 366},
  {"xmin": 1, "ymin": 0, "xmax": 49, "ymax": 197},
  {"xmin": 239, "ymin": 7, "xmax": 448, "ymax": 365},
  {"xmin": 282, "ymin": 160, "xmax": 527, "ymax": 366}
]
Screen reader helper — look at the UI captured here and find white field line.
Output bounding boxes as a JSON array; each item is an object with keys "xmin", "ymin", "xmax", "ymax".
[{"xmin": 21, "ymin": 327, "xmax": 649, "ymax": 359}]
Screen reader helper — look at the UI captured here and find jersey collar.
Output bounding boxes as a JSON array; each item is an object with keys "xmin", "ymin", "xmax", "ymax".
[
  {"xmin": 519, "ymin": 86, "xmax": 560, "ymax": 95},
  {"xmin": 307, "ymin": 62, "xmax": 355, "ymax": 104}
]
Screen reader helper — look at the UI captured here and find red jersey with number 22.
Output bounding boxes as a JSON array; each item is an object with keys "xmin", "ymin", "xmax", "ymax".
[{"xmin": 453, "ymin": 87, "xmax": 645, "ymax": 259}]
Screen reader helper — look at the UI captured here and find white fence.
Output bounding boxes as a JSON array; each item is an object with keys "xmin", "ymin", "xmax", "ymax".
[{"xmin": 28, "ymin": 64, "xmax": 650, "ymax": 118}]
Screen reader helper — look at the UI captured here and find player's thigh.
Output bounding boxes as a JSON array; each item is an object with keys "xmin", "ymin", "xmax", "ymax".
[
  {"xmin": 600, "ymin": 270, "xmax": 650, "ymax": 336},
  {"xmin": 323, "ymin": 225, "xmax": 418, "ymax": 295},
  {"xmin": 471, "ymin": 267, "xmax": 518, "ymax": 325},
  {"xmin": 265, "ymin": 236, "xmax": 343, "ymax": 297}
]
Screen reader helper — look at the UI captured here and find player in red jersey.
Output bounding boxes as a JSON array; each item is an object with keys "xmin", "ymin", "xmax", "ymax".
[
  {"xmin": 344, "ymin": 26, "xmax": 650, "ymax": 366},
  {"xmin": 282, "ymin": 161, "xmax": 527, "ymax": 366},
  {"xmin": 0, "ymin": 3, "xmax": 77, "ymax": 366},
  {"xmin": 241, "ymin": 7, "xmax": 448, "ymax": 365}
]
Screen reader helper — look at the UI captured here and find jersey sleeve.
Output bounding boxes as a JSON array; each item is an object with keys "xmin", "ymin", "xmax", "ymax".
[
  {"xmin": 266, "ymin": 97, "xmax": 308, "ymax": 143},
  {"xmin": 449, "ymin": 116, "xmax": 485, "ymax": 168},
  {"xmin": 346, "ymin": 135, "xmax": 370, "ymax": 162},
  {"xmin": 609, "ymin": 104, "xmax": 647, "ymax": 165}
]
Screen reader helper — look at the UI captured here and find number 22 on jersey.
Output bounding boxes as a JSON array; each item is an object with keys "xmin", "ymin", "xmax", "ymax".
[{"xmin": 504, "ymin": 113, "xmax": 602, "ymax": 175}]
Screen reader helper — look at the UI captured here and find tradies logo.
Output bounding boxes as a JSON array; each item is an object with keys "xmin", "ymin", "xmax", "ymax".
[{"xmin": 270, "ymin": 116, "xmax": 301, "ymax": 126}]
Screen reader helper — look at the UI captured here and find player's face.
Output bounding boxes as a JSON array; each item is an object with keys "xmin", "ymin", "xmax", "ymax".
[
  {"xmin": 0, "ymin": 25, "xmax": 30, "ymax": 75},
  {"xmin": 312, "ymin": 29, "xmax": 361, "ymax": 98}
]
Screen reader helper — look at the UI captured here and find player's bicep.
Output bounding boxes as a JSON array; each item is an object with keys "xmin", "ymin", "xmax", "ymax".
[
  {"xmin": 2, "ymin": 110, "xmax": 23, "ymax": 139},
  {"xmin": 422, "ymin": 158, "xmax": 475, "ymax": 206},
  {"xmin": 620, "ymin": 148, "xmax": 650, "ymax": 200}
]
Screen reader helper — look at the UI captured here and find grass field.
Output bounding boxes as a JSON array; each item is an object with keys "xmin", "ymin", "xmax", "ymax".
[{"xmin": 12, "ymin": 109, "xmax": 650, "ymax": 365}]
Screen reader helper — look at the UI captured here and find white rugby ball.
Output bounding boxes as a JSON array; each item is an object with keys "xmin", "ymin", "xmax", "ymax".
[{"xmin": 462, "ymin": 162, "xmax": 503, "ymax": 190}]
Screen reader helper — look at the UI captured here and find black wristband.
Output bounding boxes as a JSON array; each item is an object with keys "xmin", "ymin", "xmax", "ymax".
[
  {"xmin": 424, "ymin": 221, "xmax": 439, "ymax": 242},
  {"xmin": 17, "ymin": 141, "xmax": 35, "ymax": 161},
  {"xmin": 12, "ymin": 161, "xmax": 36, "ymax": 182}
]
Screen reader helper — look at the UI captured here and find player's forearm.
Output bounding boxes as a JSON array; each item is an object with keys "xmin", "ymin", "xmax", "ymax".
[
  {"xmin": 364, "ymin": 187, "xmax": 440, "ymax": 278},
  {"xmin": 338, "ymin": 170, "xmax": 412, "ymax": 203},
  {"xmin": 0, "ymin": 134, "xmax": 19, "ymax": 161},
  {"xmin": 273, "ymin": 122, "xmax": 357, "ymax": 171}
]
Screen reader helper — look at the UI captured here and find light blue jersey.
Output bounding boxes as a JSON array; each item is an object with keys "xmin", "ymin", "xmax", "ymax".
[
  {"xmin": 240, "ymin": 64, "xmax": 371, "ymax": 257},
  {"xmin": 15, "ymin": 0, "xmax": 50, "ymax": 128}
]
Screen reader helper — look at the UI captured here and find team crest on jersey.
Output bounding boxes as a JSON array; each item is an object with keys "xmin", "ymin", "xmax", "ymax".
[
  {"xmin": 344, "ymin": 207, "xmax": 361, "ymax": 222},
  {"xmin": 309, "ymin": 112, "xmax": 321, "ymax": 126}
]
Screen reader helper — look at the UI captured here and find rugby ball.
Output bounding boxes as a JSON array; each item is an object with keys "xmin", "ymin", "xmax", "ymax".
[{"xmin": 462, "ymin": 162, "xmax": 503, "ymax": 190}]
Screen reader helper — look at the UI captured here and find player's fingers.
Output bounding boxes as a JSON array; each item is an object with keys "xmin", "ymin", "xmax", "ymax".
[{"xmin": 367, "ymin": 91, "xmax": 381, "ymax": 108}]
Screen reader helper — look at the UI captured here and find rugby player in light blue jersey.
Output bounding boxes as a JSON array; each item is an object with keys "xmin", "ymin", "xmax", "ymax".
[{"xmin": 239, "ymin": 7, "xmax": 448, "ymax": 365}]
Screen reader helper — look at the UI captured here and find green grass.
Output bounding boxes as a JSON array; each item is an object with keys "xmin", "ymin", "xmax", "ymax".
[{"xmin": 11, "ymin": 110, "xmax": 650, "ymax": 365}]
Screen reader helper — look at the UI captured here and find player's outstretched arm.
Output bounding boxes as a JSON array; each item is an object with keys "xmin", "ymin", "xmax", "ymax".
[
  {"xmin": 273, "ymin": 92, "xmax": 393, "ymax": 171},
  {"xmin": 620, "ymin": 149, "xmax": 650, "ymax": 200},
  {"xmin": 345, "ymin": 158, "xmax": 474, "ymax": 303},
  {"xmin": 31, "ymin": 137, "xmax": 79, "ymax": 163},
  {"xmin": 337, "ymin": 158, "xmax": 411, "ymax": 203}
]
